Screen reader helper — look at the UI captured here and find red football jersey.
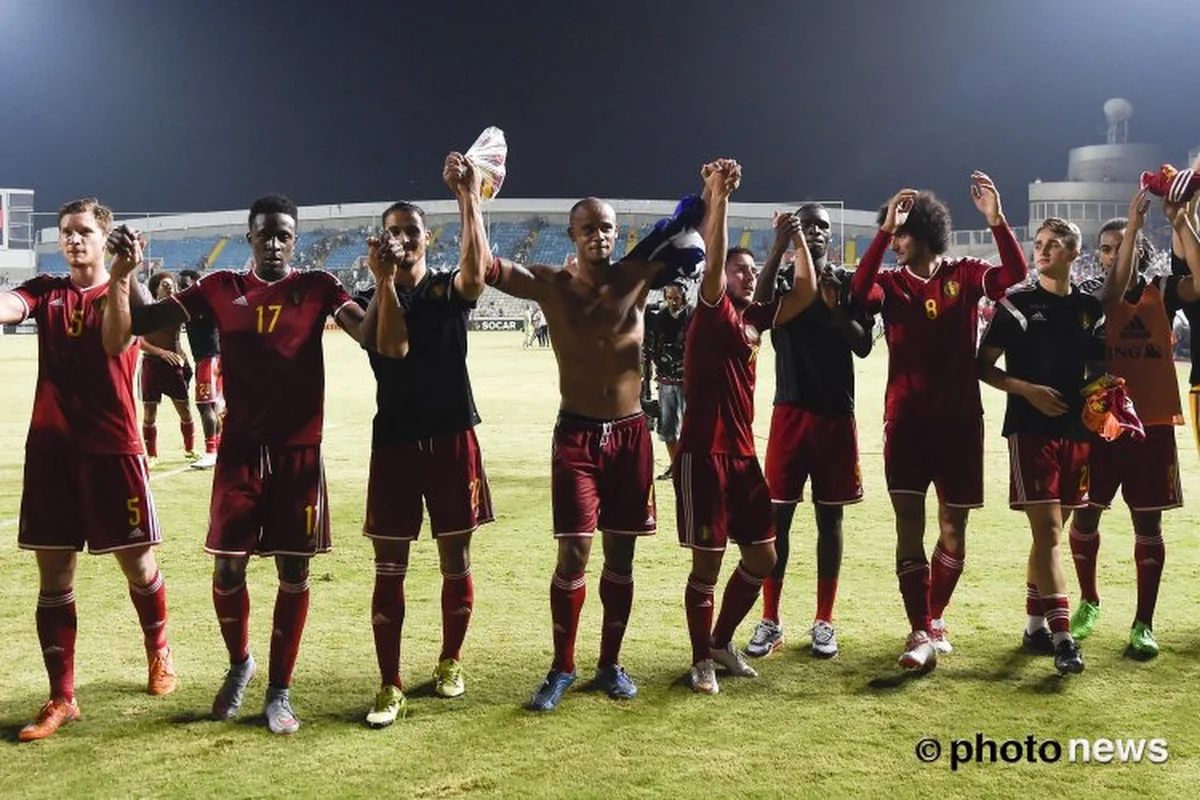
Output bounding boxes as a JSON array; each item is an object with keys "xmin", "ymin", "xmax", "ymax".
[
  {"xmin": 678, "ymin": 291, "xmax": 780, "ymax": 456},
  {"xmin": 876, "ymin": 258, "xmax": 992, "ymax": 421},
  {"xmin": 172, "ymin": 268, "xmax": 354, "ymax": 446},
  {"xmin": 12, "ymin": 275, "xmax": 143, "ymax": 454}
]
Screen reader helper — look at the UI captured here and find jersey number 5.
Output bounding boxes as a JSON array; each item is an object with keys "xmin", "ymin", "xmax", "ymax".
[{"xmin": 257, "ymin": 304, "xmax": 282, "ymax": 333}]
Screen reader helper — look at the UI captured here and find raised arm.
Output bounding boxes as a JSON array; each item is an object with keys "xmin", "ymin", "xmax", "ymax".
[
  {"xmin": 1096, "ymin": 189, "xmax": 1149, "ymax": 311},
  {"xmin": 1166, "ymin": 195, "xmax": 1200, "ymax": 297},
  {"xmin": 851, "ymin": 188, "xmax": 916, "ymax": 305},
  {"xmin": 444, "ymin": 151, "xmax": 492, "ymax": 302},
  {"xmin": 353, "ymin": 238, "xmax": 408, "ymax": 358},
  {"xmin": 972, "ymin": 171, "xmax": 1028, "ymax": 299},
  {"xmin": 753, "ymin": 212, "xmax": 801, "ymax": 305},
  {"xmin": 698, "ymin": 159, "xmax": 740, "ymax": 304},
  {"xmin": 484, "ymin": 256, "xmax": 553, "ymax": 302},
  {"xmin": 774, "ymin": 231, "xmax": 818, "ymax": 327}
]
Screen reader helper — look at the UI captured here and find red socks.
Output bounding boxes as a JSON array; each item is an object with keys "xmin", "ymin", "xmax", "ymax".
[
  {"xmin": 36, "ymin": 589, "xmax": 77, "ymax": 701},
  {"xmin": 268, "ymin": 578, "xmax": 310, "ymax": 688},
  {"xmin": 128, "ymin": 570, "xmax": 168, "ymax": 654},
  {"xmin": 929, "ymin": 542, "xmax": 964, "ymax": 620},
  {"xmin": 439, "ymin": 568, "xmax": 474, "ymax": 663},
  {"xmin": 371, "ymin": 563, "xmax": 406, "ymax": 688},
  {"xmin": 212, "ymin": 581, "xmax": 250, "ymax": 663},
  {"xmin": 550, "ymin": 572, "xmax": 586, "ymax": 673}
]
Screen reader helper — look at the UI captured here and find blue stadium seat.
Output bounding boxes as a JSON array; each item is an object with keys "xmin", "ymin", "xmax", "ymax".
[
  {"xmin": 37, "ymin": 252, "xmax": 69, "ymax": 274},
  {"xmin": 145, "ymin": 237, "xmax": 220, "ymax": 271},
  {"xmin": 211, "ymin": 237, "xmax": 252, "ymax": 271},
  {"xmin": 527, "ymin": 227, "xmax": 573, "ymax": 266}
]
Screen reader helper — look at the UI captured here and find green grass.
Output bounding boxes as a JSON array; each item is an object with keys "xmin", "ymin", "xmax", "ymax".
[{"xmin": 2, "ymin": 331, "xmax": 1199, "ymax": 798}]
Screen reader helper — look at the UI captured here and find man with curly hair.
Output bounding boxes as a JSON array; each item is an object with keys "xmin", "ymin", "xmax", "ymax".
[{"xmin": 850, "ymin": 174, "xmax": 1027, "ymax": 671}]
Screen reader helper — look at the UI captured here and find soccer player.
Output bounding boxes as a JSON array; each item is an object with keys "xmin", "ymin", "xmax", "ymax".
[
  {"xmin": 360, "ymin": 153, "xmax": 495, "ymax": 728},
  {"xmin": 104, "ymin": 194, "xmax": 401, "ymax": 734},
  {"xmin": 644, "ymin": 281, "xmax": 692, "ymax": 479},
  {"xmin": 977, "ymin": 217, "xmax": 1112, "ymax": 675},
  {"xmin": 850, "ymin": 174, "xmax": 1028, "ymax": 670},
  {"xmin": 679, "ymin": 160, "xmax": 820, "ymax": 694},
  {"xmin": 486, "ymin": 170, "xmax": 713, "ymax": 712},
  {"xmin": 1, "ymin": 198, "xmax": 176, "ymax": 742},
  {"xmin": 178, "ymin": 268, "xmax": 223, "ymax": 470},
  {"xmin": 139, "ymin": 271, "xmax": 197, "ymax": 465},
  {"xmin": 747, "ymin": 204, "xmax": 878, "ymax": 660},
  {"xmin": 1067, "ymin": 189, "xmax": 1200, "ymax": 657}
]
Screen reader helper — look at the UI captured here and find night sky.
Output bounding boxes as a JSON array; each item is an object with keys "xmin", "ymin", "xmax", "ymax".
[{"xmin": 2, "ymin": 0, "xmax": 1198, "ymax": 224}]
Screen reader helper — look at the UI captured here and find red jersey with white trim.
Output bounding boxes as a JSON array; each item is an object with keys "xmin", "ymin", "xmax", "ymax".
[
  {"xmin": 876, "ymin": 258, "xmax": 993, "ymax": 421},
  {"xmin": 172, "ymin": 268, "xmax": 354, "ymax": 447},
  {"xmin": 11, "ymin": 275, "xmax": 143, "ymax": 454},
  {"xmin": 678, "ymin": 291, "xmax": 780, "ymax": 456}
]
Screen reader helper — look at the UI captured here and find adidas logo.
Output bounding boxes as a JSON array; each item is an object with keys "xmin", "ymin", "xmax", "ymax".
[
  {"xmin": 1030, "ymin": 311, "xmax": 1047, "ymax": 322},
  {"xmin": 233, "ymin": 296, "xmax": 249, "ymax": 306},
  {"xmin": 129, "ymin": 526, "xmax": 146, "ymax": 540},
  {"xmin": 1119, "ymin": 316, "xmax": 1151, "ymax": 340}
]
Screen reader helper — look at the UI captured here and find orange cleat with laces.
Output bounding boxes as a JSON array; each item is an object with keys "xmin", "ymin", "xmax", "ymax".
[{"xmin": 18, "ymin": 698, "xmax": 81, "ymax": 742}]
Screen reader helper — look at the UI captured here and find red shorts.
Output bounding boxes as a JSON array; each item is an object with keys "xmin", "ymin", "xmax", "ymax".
[
  {"xmin": 674, "ymin": 452, "xmax": 774, "ymax": 551},
  {"xmin": 364, "ymin": 429, "xmax": 495, "ymax": 541},
  {"xmin": 884, "ymin": 415, "xmax": 984, "ymax": 508},
  {"xmin": 764, "ymin": 404, "xmax": 863, "ymax": 505},
  {"xmin": 1087, "ymin": 425, "xmax": 1183, "ymax": 512},
  {"xmin": 18, "ymin": 451, "xmax": 160, "ymax": 554},
  {"xmin": 140, "ymin": 356, "xmax": 192, "ymax": 404},
  {"xmin": 552, "ymin": 412, "xmax": 656, "ymax": 537},
  {"xmin": 195, "ymin": 356, "xmax": 223, "ymax": 405},
  {"xmin": 206, "ymin": 444, "xmax": 331, "ymax": 557},
  {"xmin": 1006, "ymin": 434, "xmax": 1090, "ymax": 509}
]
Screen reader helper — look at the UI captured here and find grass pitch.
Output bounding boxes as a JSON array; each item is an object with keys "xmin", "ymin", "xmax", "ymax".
[{"xmin": 2, "ymin": 331, "xmax": 1199, "ymax": 798}]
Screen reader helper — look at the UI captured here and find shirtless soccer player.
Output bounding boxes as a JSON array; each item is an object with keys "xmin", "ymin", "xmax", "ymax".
[{"xmin": 486, "ymin": 171, "xmax": 713, "ymax": 711}]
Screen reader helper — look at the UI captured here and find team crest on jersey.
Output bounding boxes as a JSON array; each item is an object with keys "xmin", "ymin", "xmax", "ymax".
[
  {"xmin": 943, "ymin": 280, "xmax": 960, "ymax": 299},
  {"xmin": 1081, "ymin": 312, "xmax": 1093, "ymax": 329},
  {"xmin": 94, "ymin": 295, "xmax": 107, "ymax": 313},
  {"xmin": 430, "ymin": 283, "xmax": 447, "ymax": 300}
]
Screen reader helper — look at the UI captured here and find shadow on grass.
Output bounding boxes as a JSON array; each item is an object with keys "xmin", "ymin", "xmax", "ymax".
[{"xmin": 0, "ymin": 721, "xmax": 28, "ymax": 743}]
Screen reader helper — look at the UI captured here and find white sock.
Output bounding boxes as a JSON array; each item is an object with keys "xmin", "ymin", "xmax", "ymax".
[
  {"xmin": 1051, "ymin": 631, "xmax": 1072, "ymax": 647},
  {"xmin": 1026, "ymin": 615, "xmax": 1047, "ymax": 635}
]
